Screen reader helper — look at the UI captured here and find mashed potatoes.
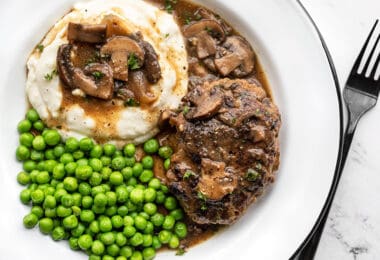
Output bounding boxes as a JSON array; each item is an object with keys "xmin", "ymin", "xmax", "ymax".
[{"xmin": 26, "ymin": 0, "xmax": 188, "ymax": 146}]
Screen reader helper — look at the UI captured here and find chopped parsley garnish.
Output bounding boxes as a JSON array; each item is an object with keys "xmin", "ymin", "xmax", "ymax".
[
  {"xmin": 127, "ymin": 53, "xmax": 141, "ymax": 70},
  {"xmin": 197, "ymin": 191, "xmax": 207, "ymax": 211},
  {"xmin": 44, "ymin": 69, "xmax": 57, "ymax": 81},
  {"xmin": 245, "ymin": 168, "xmax": 260, "ymax": 182},
  {"xmin": 176, "ymin": 248, "xmax": 186, "ymax": 256},
  {"xmin": 92, "ymin": 71, "xmax": 104, "ymax": 80},
  {"xmin": 185, "ymin": 17, "xmax": 192, "ymax": 25},
  {"xmin": 36, "ymin": 44, "xmax": 44, "ymax": 52},
  {"xmin": 205, "ymin": 26, "xmax": 213, "ymax": 33},
  {"xmin": 164, "ymin": 0, "xmax": 177, "ymax": 14},
  {"xmin": 164, "ymin": 33, "xmax": 170, "ymax": 38},
  {"xmin": 124, "ymin": 98, "xmax": 140, "ymax": 107},
  {"xmin": 183, "ymin": 170, "xmax": 196, "ymax": 180},
  {"xmin": 182, "ymin": 106, "xmax": 189, "ymax": 115}
]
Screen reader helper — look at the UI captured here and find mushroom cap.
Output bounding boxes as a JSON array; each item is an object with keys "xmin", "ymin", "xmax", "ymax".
[
  {"xmin": 183, "ymin": 19, "xmax": 225, "ymax": 41},
  {"xmin": 67, "ymin": 23, "xmax": 107, "ymax": 43},
  {"xmin": 57, "ymin": 44, "xmax": 75, "ymax": 88},
  {"xmin": 215, "ymin": 36, "xmax": 255, "ymax": 77}
]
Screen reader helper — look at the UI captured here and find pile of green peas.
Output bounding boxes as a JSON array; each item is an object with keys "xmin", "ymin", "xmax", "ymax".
[{"xmin": 16, "ymin": 109, "xmax": 188, "ymax": 260}]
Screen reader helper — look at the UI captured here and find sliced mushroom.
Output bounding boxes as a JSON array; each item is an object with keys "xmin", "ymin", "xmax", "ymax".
[
  {"xmin": 128, "ymin": 71, "xmax": 157, "ymax": 105},
  {"xmin": 72, "ymin": 63, "xmax": 114, "ymax": 100},
  {"xmin": 67, "ymin": 23, "xmax": 107, "ymax": 43},
  {"xmin": 214, "ymin": 36, "xmax": 255, "ymax": 77},
  {"xmin": 100, "ymin": 36, "xmax": 145, "ymax": 81},
  {"xmin": 139, "ymin": 40, "xmax": 161, "ymax": 83},
  {"xmin": 57, "ymin": 44, "xmax": 75, "ymax": 88},
  {"xmin": 101, "ymin": 14, "xmax": 131, "ymax": 38},
  {"xmin": 183, "ymin": 19, "xmax": 225, "ymax": 59},
  {"xmin": 185, "ymin": 86, "xmax": 224, "ymax": 120},
  {"xmin": 183, "ymin": 19, "xmax": 225, "ymax": 40}
]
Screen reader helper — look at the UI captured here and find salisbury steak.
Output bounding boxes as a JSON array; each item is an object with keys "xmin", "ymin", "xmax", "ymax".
[{"xmin": 166, "ymin": 78, "xmax": 281, "ymax": 225}]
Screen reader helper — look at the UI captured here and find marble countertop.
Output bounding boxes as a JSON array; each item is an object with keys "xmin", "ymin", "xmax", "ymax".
[{"xmin": 301, "ymin": 0, "xmax": 380, "ymax": 259}]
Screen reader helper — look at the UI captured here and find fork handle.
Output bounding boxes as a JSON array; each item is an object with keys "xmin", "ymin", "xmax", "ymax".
[{"xmin": 291, "ymin": 97, "xmax": 365, "ymax": 260}]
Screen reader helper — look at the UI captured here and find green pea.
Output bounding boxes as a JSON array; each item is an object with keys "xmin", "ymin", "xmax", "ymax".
[
  {"xmin": 90, "ymin": 145, "xmax": 103, "ymax": 158},
  {"xmin": 111, "ymin": 215, "xmax": 123, "ymax": 229},
  {"xmin": 151, "ymin": 213, "xmax": 164, "ymax": 227},
  {"xmin": 44, "ymin": 208, "xmax": 56, "ymax": 218},
  {"xmin": 119, "ymin": 246, "xmax": 133, "ymax": 258},
  {"xmin": 23, "ymin": 160, "xmax": 37, "ymax": 172},
  {"xmin": 123, "ymin": 225, "xmax": 136, "ymax": 238},
  {"xmin": 130, "ymin": 188, "xmax": 144, "ymax": 204},
  {"xmin": 39, "ymin": 217, "xmax": 54, "ymax": 234},
  {"xmin": 44, "ymin": 187, "xmax": 56, "ymax": 196},
  {"xmin": 16, "ymin": 145, "xmax": 30, "ymax": 161},
  {"xmin": 143, "ymin": 139, "xmax": 159, "ymax": 154},
  {"xmin": 53, "ymin": 145, "xmax": 65, "ymax": 158},
  {"xmin": 122, "ymin": 143, "xmax": 135, "ymax": 157},
  {"xmin": 155, "ymin": 191, "xmax": 166, "ymax": 204},
  {"xmin": 76, "ymin": 158, "xmax": 88, "ymax": 166},
  {"xmin": 18, "ymin": 119, "xmax": 32, "ymax": 133},
  {"xmin": 132, "ymin": 163, "xmax": 143, "ymax": 177},
  {"xmin": 113, "ymin": 150, "xmax": 123, "ymax": 158},
  {"xmin": 75, "ymin": 165, "xmax": 93, "ymax": 180},
  {"xmin": 80, "ymin": 210, "xmax": 95, "ymax": 223},
  {"xmin": 56, "ymin": 205, "xmax": 72, "ymax": 218},
  {"xmin": 174, "ymin": 222, "xmax": 187, "ymax": 238},
  {"xmin": 139, "ymin": 212, "xmax": 150, "ymax": 220},
  {"xmin": 79, "ymin": 137, "xmax": 94, "ymax": 151},
  {"xmin": 82, "ymin": 196, "xmax": 93, "ymax": 209},
  {"xmin": 101, "ymin": 156, "xmax": 112, "ymax": 167},
  {"xmin": 72, "ymin": 193, "xmax": 82, "ymax": 207},
  {"xmin": 33, "ymin": 120, "xmax": 45, "ymax": 132},
  {"xmin": 44, "ymin": 160, "xmax": 57, "ymax": 173},
  {"xmin": 123, "ymin": 216, "xmax": 134, "ymax": 226},
  {"xmin": 60, "ymin": 153, "xmax": 74, "ymax": 164},
  {"xmin": 17, "ymin": 172, "xmax": 31, "ymax": 185},
  {"xmin": 127, "ymin": 177, "xmax": 137, "ymax": 186},
  {"xmin": 139, "ymin": 170, "xmax": 153, "ymax": 183},
  {"xmin": 32, "ymin": 136, "xmax": 46, "ymax": 151},
  {"xmin": 109, "ymin": 171, "xmax": 123, "ymax": 186},
  {"xmin": 63, "ymin": 177, "xmax": 78, "ymax": 192},
  {"xmin": 162, "ymin": 215, "xmax": 175, "ymax": 230},
  {"xmin": 69, "ymin": 237, "xmax": 79, "ymax": 250},
  {"xmin": 143, "ymin": 203, "xmax": 157, "ymax": 216},
  {"xmin": 62, "ymin": 161, "xmax": 76, "ymax": 176},
  {"xmin": 130, "ymin": 232, "xmax": 144, "ymax": 247},
  {"xmin": 23, "ymin": 213, "xmax": 38, "ymax": 228},
  {"xmin": 70, "ymin": 222, "xmax": 85, "ymax": 238},
  {"xmin": 111, "ymin": 157, "xmax": 126, "ymax": 171},
  {"xmin": 54, "ymin": 189, "xmax": 67, "ymax": 202},
  {"xmin": 130, "ymin": 251, "xmax": 143, "ymax": 260},
  {"xmin": 73, "ymin": 150, "xmax": 84, "ymax": 160},
  {"xmin": 107, "ymin": 244, "xmax": 120, "ymax": 257},
  {"xmin": 31, "ymin": 205, "xmax": 44, "ymax": 219},
  {"xmin": 94, "ymin": 193, "xmax": 108, "ymax": 207},
  {"xmin": 31, "ymin": 189, "xmax": 45, "ymax": 204},
  {"xmin": 89, "ymin": 158, "xmax": 103, "ymax": 172},
  {"xmin": 134, "ymin": 216, "xmax": 147, "ymax": 231},
  {"xmin": 158, "ymin": 230, "xmax": 172, "ymax": 244},
  {"xmin": 89, "ymin": 255, "xmax": 101, "ymax": 260},
  {"xmin": 142, "ymin": 247, "xmax": 156, "ymax": 260},
  {"xmin": 88, "ymin": 172, "xmax": 101, "ymax": 186},
  {"xmin": 43, "ymin": 129, "xmax": 61, "ymax": 146},
  {"xmin": 52, "ymin": 163, "xmax": 65, "ymax": 180},
  {"xmin": 36, "ymin": 171, "xmax": 50, "ymax": 184},
  {"xmin": 89, "ymin": 220, "xmax": 100, "ymax": 234},
  {"xmin": 26, "ymin": 109, "xmax": 40, "ymax": 123},
  {"xmin": 117, "ymin": 206, "xmax": 129, "ymax": 217},
  {"xmin": 91, "ymin": 240, "xmax": 105, "ymax": 255},
  {"xmin": 52, "ymin": 226, "xmax": 65, "ymax": 241},
  {"xmin": 65, "ymin": 137, "xmax": 79, "ymax": 152},
  {"xmin": 142, "ymin": 234, "xmax": 153, "ymax": 247},
  {"xmin": 115, "ymin": 232, "xmax": 127, "ymax": 247},
  {"xmin": 158, "ymin": 146, "xmax": 173, "ymax": 159},
  {"xmin": 99, "ymin": 216, "xmax": 112, "ymax": 232},
  {"xmin": 78, "ymin": 182, "xmax": 92, "ymax": 196},
  {"xmin": 170, "ymin": 209, "xmax": 184, "ymax": 221},
  {"xmin": 62, "ymin": 215, "xmax": 78, "ymax": 229},
  {"xmin": 77, "ymin": 234, "xmax": 93, "ymax": 250},
  {"xmin": 91, "ymin": 186, "xmax": 105, "ymax": 197},
  {"xmin": 44, "ymin": 149, "xmax": 56, "ymax": 160},
  {"xmin": 152, "ymin": 236, "xmax": 162, "ymax": 250},
  {"xmin": 103, "ymin": 144, "xmax": 116, "ymax": 156},
  {"xmin": 19, "ymin": 133, "xmax": 34, "ymax": 147},
  {"xmin": 100, "ymin": 232, "xmax": 115, "ymax": 245},
  {"xmin": 43, "ymin": 195, "xmax": 56, "ymax": 209},
  {"xmin": 148, "ymin": 178, "xmax": 161, "ymax": 190},
  {"xmin": 164, "ymin": 158, "xmax": 171, "ymax": 170},
  {"xmin": 104, "ymin": 206, "xmax": 117, "ymax": 216},
  {"xmin": 125, "ymin": 157, "xmax": 135, "ymax": 167},
  {"xmin": 115, "ymin": 186, "xmax": 129, "ymax": 203},
  {"xmin": 164, "ymin": 196, "xmax": 178, "ymax": 210}
]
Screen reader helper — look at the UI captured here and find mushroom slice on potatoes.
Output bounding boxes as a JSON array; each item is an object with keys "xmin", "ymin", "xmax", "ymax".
[
  {"xmin": 100, "ymin": 36, "xmax": 145, "ymax": 82},
  {"xmin": 57, "ymin": 44, "xmax": 76, "ymax": 88},
  {"xmin": 183, "ymin": 19, "xmax": 225, "ymax": 59},
  {"xmin": 214, "ymin": 36, "xmax": 255, "ymax": 77},
  {"xmin": 67, "ymin": 22, "xmax": 107, "ymax": 43}
]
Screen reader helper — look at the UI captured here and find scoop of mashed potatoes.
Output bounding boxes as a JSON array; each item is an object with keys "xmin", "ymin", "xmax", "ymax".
[{"xmin": 26, "ymin": 0, "xmax": 188, "ymax": 146}]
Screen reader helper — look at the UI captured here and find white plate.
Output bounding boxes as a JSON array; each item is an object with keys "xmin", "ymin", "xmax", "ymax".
[{"xmin": 0, "ymin": 0, "xmax": 342, "ymax": 259}]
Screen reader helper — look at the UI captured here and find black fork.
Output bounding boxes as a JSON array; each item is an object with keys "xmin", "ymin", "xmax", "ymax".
[{"xmin": 291, "ymin": 20, "xmax": 380, "ymax": 260}]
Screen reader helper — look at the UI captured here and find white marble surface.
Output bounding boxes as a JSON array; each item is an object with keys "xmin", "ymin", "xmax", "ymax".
[{"xmin": 301, "ymin": 1, "xmax": 380, "ymax": 259}]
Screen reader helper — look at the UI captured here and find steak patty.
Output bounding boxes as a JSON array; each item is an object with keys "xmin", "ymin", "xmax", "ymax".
[{"xmin": 165, "ymin": 78, "xmax": 281, "ymax": 225}]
